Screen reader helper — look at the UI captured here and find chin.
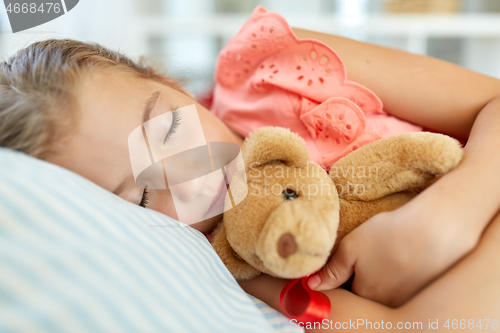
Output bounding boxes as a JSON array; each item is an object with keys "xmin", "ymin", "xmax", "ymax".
[{"xmin": 190, "ymin": 214, "xmax": 222, "ymax": 235}]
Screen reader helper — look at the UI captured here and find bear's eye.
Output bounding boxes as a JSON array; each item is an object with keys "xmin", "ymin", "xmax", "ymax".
[{"xmin": 283, "ymin": 188, "xmax": 298, "ymax": 200}]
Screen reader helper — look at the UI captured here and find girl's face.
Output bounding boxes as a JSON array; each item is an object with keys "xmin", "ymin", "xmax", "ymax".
[{"xmin": 47, "ymin": 68, "xmax": 243, "ymax": 235}]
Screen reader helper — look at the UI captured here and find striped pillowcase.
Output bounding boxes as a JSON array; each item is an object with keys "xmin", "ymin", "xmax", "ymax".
[{"xmin": 0, "ymin": 148, "xmax": 276, "ymax": 333}]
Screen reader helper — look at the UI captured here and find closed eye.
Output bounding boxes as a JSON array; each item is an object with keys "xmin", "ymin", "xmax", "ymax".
[{"xmin": 163, "ymin": 108, "xmax": 181, "ymax": 144}]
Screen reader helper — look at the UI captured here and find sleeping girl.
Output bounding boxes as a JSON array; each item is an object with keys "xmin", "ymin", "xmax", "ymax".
[{"xmin": 1, "ymin": 6, "xmax": 500, "ymax": 332}]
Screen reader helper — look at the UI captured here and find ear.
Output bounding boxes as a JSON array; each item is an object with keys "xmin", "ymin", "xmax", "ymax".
[
  {"xmin": 210, "ymin": 222, "xmax": 261, "ymax": 281},
  {"xmin": 243, "ymin": 127, "xmax": 309, "ymax": 170}
]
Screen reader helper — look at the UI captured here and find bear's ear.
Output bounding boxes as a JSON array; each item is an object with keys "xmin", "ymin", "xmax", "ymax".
[{"xmin": 242, "ymin": 127, "xmax": 309, "ymax": 170}]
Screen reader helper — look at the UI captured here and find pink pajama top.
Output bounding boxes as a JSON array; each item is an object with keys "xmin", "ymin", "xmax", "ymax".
[{"xmin": 211, "ymin": 6, "xmax": 422, "ymax": 167}]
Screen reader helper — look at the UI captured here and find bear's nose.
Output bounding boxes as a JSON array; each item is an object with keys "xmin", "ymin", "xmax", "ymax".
[{"xmin": 277, "ymin": 233, "xmax": 297, "ymax": 258}]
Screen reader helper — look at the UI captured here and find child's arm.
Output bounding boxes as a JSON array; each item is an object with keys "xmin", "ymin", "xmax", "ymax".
[
  {"xmin": 292, "ymin": 28, "xmax": 500, "ymax": 306},
  {"xmin": 238, "ymin": 274, "xmax": 394, "ymax": 330},
  {"xmin": 241, "ymin": 211, "xmax": 500, "ymax": 332}
]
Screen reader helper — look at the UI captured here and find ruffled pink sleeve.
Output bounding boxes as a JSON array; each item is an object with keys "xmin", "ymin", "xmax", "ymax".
[{"xmin": 212, "ymin": 6, "xmax": 422, "ymax": 167}]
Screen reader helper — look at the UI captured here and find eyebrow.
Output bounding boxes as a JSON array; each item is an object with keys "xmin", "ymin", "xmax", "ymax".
[
  {"xmin": 143, "ymin": 90, "xmax": 162, "ymax": 124},
  {"xmin": 113, "ymin": 90, "xmax": 162, "ymax": 196}
]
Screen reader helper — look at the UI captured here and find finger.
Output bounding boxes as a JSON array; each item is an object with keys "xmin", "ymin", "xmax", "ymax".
[{"xmin": 307, "ymin": 242, "xmax": 356, "ymax": 291}]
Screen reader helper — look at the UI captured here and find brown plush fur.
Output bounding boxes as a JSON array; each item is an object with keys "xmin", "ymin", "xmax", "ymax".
[{"xmin": 211, "ymin": 127, "xmax": 463, "ymax": 280}]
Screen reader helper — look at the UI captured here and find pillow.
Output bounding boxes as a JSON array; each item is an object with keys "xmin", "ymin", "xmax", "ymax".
[{"xmin": 0, "ymin": 148, "xmax": 275, "ymax": 333}]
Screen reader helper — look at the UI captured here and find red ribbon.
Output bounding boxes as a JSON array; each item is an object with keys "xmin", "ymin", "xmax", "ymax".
[{"xmin": 279, "ymin": 274, "xmax": 331, "ymax": 324}]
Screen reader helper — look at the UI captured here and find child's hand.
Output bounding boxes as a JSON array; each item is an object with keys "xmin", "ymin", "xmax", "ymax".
[
  {"xmin": 306, "ymin": 196, "xmax": 478, "ymax": 307},
  {"xmin": 305, "ymin": 92, "xmax": 500, "ymax": 308}
]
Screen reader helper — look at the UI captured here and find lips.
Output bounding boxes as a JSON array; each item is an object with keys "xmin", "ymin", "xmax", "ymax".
[{"xmin": 205, "ymin": 178, "xmax": 228, "ymax": 218}]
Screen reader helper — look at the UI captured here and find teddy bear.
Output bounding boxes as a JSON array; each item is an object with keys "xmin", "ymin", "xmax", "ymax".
[{"xmin": 210, "ymin": 126, "xmax": 463, "ymax": 280}]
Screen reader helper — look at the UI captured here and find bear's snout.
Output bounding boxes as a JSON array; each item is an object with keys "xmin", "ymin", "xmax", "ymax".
[
  {"xmin": 277, "ymin": 232, "xmax": 297, "ymax": 258},
  {"xmin": 254, "ymin": 197, "xmax": 339, "ymax": 278}
]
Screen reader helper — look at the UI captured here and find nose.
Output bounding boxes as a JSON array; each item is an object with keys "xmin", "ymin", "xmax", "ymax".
[
  {"xmin": 170, "ymin": 175, "xmax": 207, "ymax": 202},
  {"xmin": 277, "ymin": 232, "xmax": 297, "ymax": 258}
]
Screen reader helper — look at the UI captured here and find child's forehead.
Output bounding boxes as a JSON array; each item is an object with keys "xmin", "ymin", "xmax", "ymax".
[
  {"xmin": 75, "ymin": 70, "xmax": 161, "ymax": 107},
  {"xmin": 77, "ymin": 65, "xmax": 193, "ymax": 108}
]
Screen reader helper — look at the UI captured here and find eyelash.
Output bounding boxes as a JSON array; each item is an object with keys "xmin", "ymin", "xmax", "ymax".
[
  {"xmin": 163, "ymin": 109, "xmax": 181, "ymax": 144},
  {"xmin": 140, "ymin": 108, "xmax": 181, "ymax": 208},
  {"xmin": 139, "ymin": 188, "xmax": 149, "ymax": 208}
]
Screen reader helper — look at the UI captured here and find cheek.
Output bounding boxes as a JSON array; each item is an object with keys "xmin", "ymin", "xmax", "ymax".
[
  {"xmin": 196, "ymin": 105, "xmax": 242, "ymax": 146},
  {"xmin": 148, "ymin": 189, "xmax": 179, "ymax": 221}
]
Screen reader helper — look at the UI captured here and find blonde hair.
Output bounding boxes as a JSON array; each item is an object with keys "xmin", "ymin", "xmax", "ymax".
[{"xmin": 0, "ymin": 39, "xmax": 188, "ymax": 159}]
